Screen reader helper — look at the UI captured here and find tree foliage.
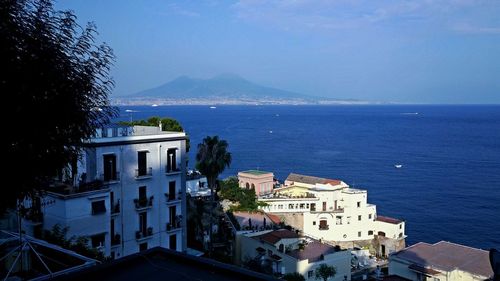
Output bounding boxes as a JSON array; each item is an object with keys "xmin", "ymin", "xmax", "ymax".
[
  {"xmin": 1, "ymin": 0, "xmax": 116, "ymax": 210},
  {"xmin": 196, "ymin": 136, "xmax": 232, "ymax": 191},
  {"xmin": 220, "ymin": 177, "xmax": 267, "ymax": 212},
  {"xmin": 44, "ymin": 224, "xmax": 108, "ymax": 261},
  {"xmin": 119, "ymin": 116, "xmax": 189, "ymax": 151},
  {"xmin": 283, "ymin": 272, "xmax": 306, "ymax": 281},
  {"xmin": 315, "ymin": 264, "xmax": 337, "ymax": 281}
]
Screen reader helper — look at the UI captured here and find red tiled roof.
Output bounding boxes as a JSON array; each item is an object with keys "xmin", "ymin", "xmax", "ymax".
[
  {"xmin": 253, "ymin": 229, "xmax": 298, "ymax": 245},
  {"xmin": 375, "ymin": 215, "xmax": 403, "ymax": 224},
  {"xmin": 265, "ymin": 213, "xmax": 281, "ymax": 224},
  {"xmin": 393, "ymin": 241, "xmax": 493, "ymax": 278},
  {"xmin": 287, "ymin": 241, "xmax": 338, "ymax": 262}
]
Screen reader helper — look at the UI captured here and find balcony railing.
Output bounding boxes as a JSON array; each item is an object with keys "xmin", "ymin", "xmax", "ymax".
[
  {"xmin": 135, "ymin": 167, "xmax": 153, "ymax": 178},
  {"xmin": 166, "ymin": 215, "xmax": 182, "ymax": 231},
  {"xmin": 164, "ymin": 192, "xmax": 182, "ymax": 203},
  {"xmin": 100, "ymin": 172, "xmax": 120, "ymax": 182},
  {"xmin": 111, "ymin": 234, "xmax": 121, "ymax": 246},
  {"xmin": 134, "ymin": 196, "xmax": 154, "ymax": 210},
  {"xmin": 136, "ymin": 227, "xmax": 153, "ymax": 240},
  {"xmin": 111, "ymin": 200, "xmax": 120, "ymax": 215},
  {"xmin": 165, "ymin": 165, "xmax": 181, "ymax": 175}
]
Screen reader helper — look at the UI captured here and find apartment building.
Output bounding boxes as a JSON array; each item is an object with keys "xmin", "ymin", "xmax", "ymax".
[
  {"xmin": 259, "ymin": 173, "xmax": 406, "ymax": 256},
  {"xmin": 24, "ymin": 124, "xmax": 187, "ymax": 259}
]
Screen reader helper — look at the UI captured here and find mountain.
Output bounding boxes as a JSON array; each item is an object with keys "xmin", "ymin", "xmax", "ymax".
[{"xmin": 129, "ymin": 74, "xmax": 317, "ymax": 100}]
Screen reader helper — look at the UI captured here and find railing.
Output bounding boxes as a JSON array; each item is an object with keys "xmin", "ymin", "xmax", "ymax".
[
  {"xmin": 100, "ymin": 172, "xmax": 120, "ymax": 182},
  {"xmin": 135, "ymin": 167, "xmax": 153, "ymax": 178},
  {"xmin": 136, "ymin": 227, "xmax": 153, "ymax": 240},
  {"xmin": 319, "ymin": 225, "xmax": 329, "ymax": 230},
  {"xmin": 111, "ymin": 234, "xmax": 121, "ymax": 246},
  {"xmin": 165, "ymin": 165, "xmax": 181, "ymax": 174},
  {"xmin": 111, "ymin": 201, "xmax": 120, "ymax": 214},
  {"xmin": 134, "ymin": 196, "xmax": 154, "ymax": 209},
  {"xmin": 166, "ymin": 215, "xmax": 182, "ymax": 231},
  {"xmin": 164, "ymin": 192, "xmax": 182, "ymax": 202}
]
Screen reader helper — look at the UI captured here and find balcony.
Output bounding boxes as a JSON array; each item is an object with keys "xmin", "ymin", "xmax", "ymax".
[
  {"xmin": 134, "ymin": 196, "xmax": 154, "ymax": 210},
  {"xmin": 319, "ymin": 225, "xmax": 329, "ymax": 231},
  {"xmin": 45, "ymin": 179, "xmax": 109, "ymax": 198},
  {"xmin": 111, "ymin": 234, "xmax": 121, "ymax": 246},
  {"xmin": 164, "ymin": 192, "xmax": 181, "ymax": 204},
  {"xmin": 135, "ymin": 227, "xmax": 153, "ymax": 241},
  {"xmin": 100, "ymin": 172, "xmax": 120, "ymax": 183},
  {"xmin": 165, "ymin": 165, "xmax": 181, "ymax": 175},
  {"xmin": 166, "ymin": 216, "xmax": 182, "ymax": 232},
  {"xmin": 111, "ymin": 200, "xmax": 120, "ymax": 215},
  {"xmin": 135, "ymin": 167, "xmax": 153, "ymax": 179}
]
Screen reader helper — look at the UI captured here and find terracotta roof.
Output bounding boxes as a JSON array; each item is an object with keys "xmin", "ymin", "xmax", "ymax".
[
  {"xmin": 253, "ymin": 229, "xmax": 298, "ymax": 245},
  {"xmin": 265, "ymin": 213, "xmax": 281, "ymax": 224},
  {"xmin": 287, "ymin": 241, "xmax": 338, "ymax": 262},
  {"xmin": 393, "ymin": 241, "xmax": 493, "ymax": 278},
  {"xmin": 375, "ymin": 216, "xmax": 403, "ymax": 224},
  {"xmin": 286, "ymin": 173, "xmax": 341, "ymax": 186}
]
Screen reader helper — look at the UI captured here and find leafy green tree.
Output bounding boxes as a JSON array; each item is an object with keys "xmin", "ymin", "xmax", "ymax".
[
  {"xmin": 1, "ymin": 0, "xmax": 116, "ymax": 211},
  {"xmin": 119, "ymin": 116, "xmax": 189, "ymax": 150},
  {"xmin": 315, "ymin": 264, "xmax": 337, "ymax": 281},
  {"xmin": 196, "ymin": 136, "xmax": 231, "ymax": 256},
  {"xmin": 283, "ymin": 272, "xmax": 306, "ymax": 281}
]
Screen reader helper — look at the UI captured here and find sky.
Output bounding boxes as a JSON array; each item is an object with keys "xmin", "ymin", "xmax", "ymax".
[{"xmin": 55, "ymin": 0, "xmax": 500, "ymax": 104}]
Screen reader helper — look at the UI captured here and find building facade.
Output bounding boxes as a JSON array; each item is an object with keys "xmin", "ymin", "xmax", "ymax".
[
  {"xmin": 238, "ymin": 170, "xmax": 274, "ymax": 196},
  {"xmin": 235, "ymin": 229, "xmax": 351, "ymax": 281},
  {"xmin": 259, "ymin": 173, "xmax": 406, "ymax": 256},
  {"xmin": 25, "ymin": 125, "xmax": 188, "ymax": 259},
  {"xmin": 389, "ymin": 241, "xmax": 493, "ymax": 281}
]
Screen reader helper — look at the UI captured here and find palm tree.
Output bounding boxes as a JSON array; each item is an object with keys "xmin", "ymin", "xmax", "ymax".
[
  {"xmin": 315, "ymin": 264, "xmax": 336, "ymax": 281},
  {"xmin": 196, "ymin": 136, "xmax": 231, "ymax": 256}
]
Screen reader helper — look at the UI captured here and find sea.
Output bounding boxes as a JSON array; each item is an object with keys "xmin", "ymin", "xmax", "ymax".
[{"xmin": 116, "ymin": 105, "xmax": 500, "ymax": 250}]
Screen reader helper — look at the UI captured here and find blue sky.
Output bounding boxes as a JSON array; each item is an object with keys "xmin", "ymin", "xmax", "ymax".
[{"xmin": 55, "ymin": 0, "xmax": 500, "ymax": 103}]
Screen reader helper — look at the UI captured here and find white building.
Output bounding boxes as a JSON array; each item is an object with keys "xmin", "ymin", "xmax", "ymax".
[
  {"xmin": 236, "ymin": 229, "xmax": 351, "ymax": 281},
  {"xmin": 389, "ymin": 241, "xmax": 493, "ymax": 281},
  {"xmin": 25, "ymin": 124, "xmax": 188, "ymax": 259},
  {"xmin": 259, "ymin": 173, "xmax": 406, "ymax": 256}
]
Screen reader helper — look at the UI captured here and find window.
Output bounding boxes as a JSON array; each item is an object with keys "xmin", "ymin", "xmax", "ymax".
[
  {"xmin": 319, "ymin": 220, "xmax": 328, "ymax": 230},
  {"xmin": 91, "ymin": 200, "xmax": 106, "ymax": 215},
  {"xmin": 139, "ymin": 186, "xmax": 147, "ymax": 200},
  {"xmin": 313, "ymin": 221, "xmax": 316, "ymax": 225},
  {"xmin": 400, "ymin": 224, "xmax": 402, "ymax": 229},
  {"xmin": 368, "ymin": 230, "xmax": 373, "ymax": 235},
  {"xmin": 168, "ymin": 181, "xmax": 176, "ymax": 200},
  {"xmin": 91, "ymin": 233, "xmax": 105, "ymax": 248},
  {"xmin": 308, "ymin": 271, "xmax": 314, "ymax": 278},
  {"xmin": 103, "ymin": 154, "xmax": 117, "ymax": 181},
  {"xmin": 139, "ymin": 242, "xmax": 148, "ymax": 252},
  {"xmin": 322, "ymin": 202, "xmax": 327, "ymax": 211},
  {"xmin": 357, "ymin": 201, "xmax": 361, "ymax": 207},
  {"xmin": 399, "ymin": 233, "xmax": 403, "ymax": 238},
  {"xmin": 251, "ymin": 183, "xmax": 255, "ymax": 190},
  {"xmin": 139, "ymin": 212, "xmax": 147, "ymax": 234},
  {"xmin": 170, "ymin": 234, "xmax": 177, "ymax": 250},
  {"xmin": 268, "ymin": 250, "xmax": 273, "ymax": 256},
  {"xmin": 358, "ymin": 215, "xmax": 362, "ymax": 221},
  {"xmin": 169, "ymin": 206, "xmax": 177, "ymax": 225},
  {"xmin": 137, "ymin": 151, "xmax": 148, "ymax": 176},
  {"xmin": 289, "ymin": 204, "xmax": 294, "ymax": 209},
  {"xmin": 368, "ymin": 214, "xmax": 372, "ymax": 219},
  {"xmin": 245, "ymin": 182, "xmax": 250, "ymax": 189},
  {"xmin": 358, "ymin": 231, "xmax": 361, "ymax": 237},
  {"xmin": 166, "ymin": 148, "xmax": 177, "ymax": 172}
]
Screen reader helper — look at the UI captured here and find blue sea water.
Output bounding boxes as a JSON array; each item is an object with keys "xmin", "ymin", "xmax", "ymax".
[{"xmin": 117, "ymin": 105, "xmax": 500, "ymax": 250}]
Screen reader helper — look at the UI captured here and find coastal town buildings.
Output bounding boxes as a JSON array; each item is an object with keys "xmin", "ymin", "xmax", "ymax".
[
  {"xmin": 388, "ymin": 241, "xmax": 493, "ymax": 281},
  {"xmin": 23, "ymin": 124, "xmax": 188, "ymax": 259},
  {"xmin": 238, "ymin": 170, "xmax": 274, "ymax": 197},
  {"xmin": 235, "ymin": 229, "xmax": 351, "ymax": 281},
  {"xmin": 258, "ymin": 173, "xmax": 406, "ymax": 256}
]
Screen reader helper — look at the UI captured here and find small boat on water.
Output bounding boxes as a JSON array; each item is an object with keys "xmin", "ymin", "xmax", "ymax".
[
  {"xmin": 394, "ymin": 164, "xmax": 403, "ymax": 169},
  {"xmin": 151, "ymin": 104, "xmax": 158, "ymax": 107},
  {"xmin": 210, "ymin": 106, "xmax": 216, "ymax": 109}
]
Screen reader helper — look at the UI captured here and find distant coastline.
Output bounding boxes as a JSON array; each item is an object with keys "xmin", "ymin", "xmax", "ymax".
[{"xmin": 111, "ymin": 97, "xmax": 384, "ymax": 106}]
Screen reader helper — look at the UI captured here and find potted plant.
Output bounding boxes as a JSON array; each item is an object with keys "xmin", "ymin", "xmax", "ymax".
[{"xmin": 147, "ymin": 226, "xmax": 153, "ymax": 236}]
